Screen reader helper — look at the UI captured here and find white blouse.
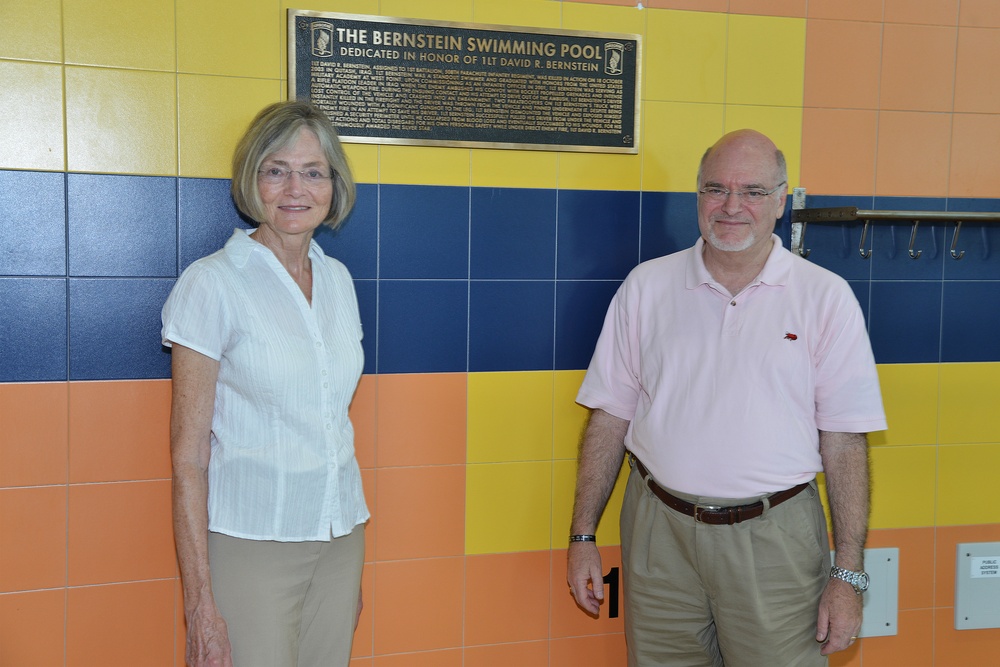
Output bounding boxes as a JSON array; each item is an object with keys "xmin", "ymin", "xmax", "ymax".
[{"xmin": 162, "ymin": 229, "xmax": 369, "ymax": 541}]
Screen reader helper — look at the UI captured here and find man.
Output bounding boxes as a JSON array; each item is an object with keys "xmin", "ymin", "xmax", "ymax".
[{"xmin": 566, "ymin": 130, "xmax": 886, "ymax": 666}]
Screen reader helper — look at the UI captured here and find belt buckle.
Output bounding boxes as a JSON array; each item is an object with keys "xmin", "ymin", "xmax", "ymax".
[{"xmin": 693, "ymin": 503, "xmax": 721, "ymax": 522}]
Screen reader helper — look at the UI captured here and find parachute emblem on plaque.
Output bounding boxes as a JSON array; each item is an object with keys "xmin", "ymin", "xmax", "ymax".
[
  {"xmin": 312, "ymin": 22, "xmax": 334, "ymax": 57},
  {"xmin": 604, "ymin": 42, "xmax": 624, "ymax": 76}
]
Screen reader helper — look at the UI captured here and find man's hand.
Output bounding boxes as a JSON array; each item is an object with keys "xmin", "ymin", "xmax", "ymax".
[
  {"xmin": 567, "ymin": 541, "xmax": 606, "ymax": 616},
  {"xmin": 185, "ymin": 602, "xmax": 233, "ymax": 667},
  {"xmin": 815, "ymin": 577, "xmax": 862, "ymax": 655}
]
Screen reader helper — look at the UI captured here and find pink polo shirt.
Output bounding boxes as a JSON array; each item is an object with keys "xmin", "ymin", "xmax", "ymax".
[{"xmin": 577, "ymin": 235, "xmax": 887, "ymax": 498}]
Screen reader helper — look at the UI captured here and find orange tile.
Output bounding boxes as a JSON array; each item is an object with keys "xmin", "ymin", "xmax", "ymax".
[
  {"xmin": 879, "ymin": 24, "xmax": 957, "ymax": 113},
  {"xmin": 0, "ymin": 486, "xmax": 67, "ymax": 592},
  {"xmin": 351, "ymin": 659, "xmax": 374, "ymax": 667},
  {"xmin": 464, "ymin": 641, "xmax": 549, "ymax": 667},
  {"xmin": 0, "ymin": 382, "xmax": 68, "ymax": 487},
  {"xmin": 804, "ymin": 19, "xmax": 881, "ymax": 110},
  {"xmin": 375, "ymin": 373, "xmax": 466, "ymax": 467},
  {"xmin": 884, "ymin": 0, "xmax": 959, "ymax": 26},
  {"xmin": 68, "ymin": 480, "xmax": 176, "ymax": 586},
  {"xmin": 729, "ymin": 0, "xmax": 805, "ymax": 18},
  {"xmin": 933, "ymin": 606, "xmax": 1000, "ymax": 666},
  {"xmin": 67, "ymin": 579, "xmax": 175, "ymax": 667},
  {"xmin": 828, "ymin": 640, "xmax": 860, "ymax": 667},
  {"xmin": 361, "ymin": 468, "xmax": 375, "ymax": 561},
  {"xmin": 550, "ymin": 633, "xmax": 628, "ymax": 667},
  {"xmin": 352, "ymin": 563, "xmax": 375, "ymax": 659},
  {"xmin": 465, "ymin": 552, "xmax": 550, "ymax": 646},
  {"xmin": 960, "ymin": 0, "xmax": 1000, "ymax": 28},
  {"xmin": 351, "ymin": 375, "xmax": 377, "ymax": 470},
  {"xmin": 934, "ymin": 524, "xmax": 1000, "ymax": 609},
  {"xmin": 874, "ymin": 111, "xmax": 951, "ymax": 197},
  {"xmin": 645, "ymin": 0, "xmax": 729, "ymax": 12},
  {"xmin": 372, "ymin": 557, "xmax": 463, "ymax": 655},
  {"xmin": 800, "ymin": 108, "xmax": 877, "ymax": 196},
  {"xmin": 861, "ymin": 608, "xmax": 933, "ymax": 667},
  {"xmin": 68, "ymin": 380, "xmax": 171, "ymax": 483},
  {"xmin": 371, "ymin": 649, "xmax": 462, "ymax": 667},
  {"xmin": 948, "ymin": 113, "xmax": 1000, "ymax": 198},
  {"xmin": 0, "ymin": 589, "xmax": 66, "ymax": 666},
  {"xmin": 867, "ymin": 527, "xmax": 935, "ymax": 610},
  {"xmin": 373, "ymin": 465, "xmax": 465, "ymax": 561},
  {"xmin": 550, "ymin": 546, "xmax": 625, "ymax": 638},
  {"xmin": 954, "ymin": 28, "xmax": 1000, "ymax": 114},
  {"xmin": 806, "ymin": 0, "xmax": 883, "ymax": 22}
]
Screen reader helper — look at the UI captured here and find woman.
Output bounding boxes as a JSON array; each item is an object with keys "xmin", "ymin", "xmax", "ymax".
[{"xmin": 162, "ymin": 100, "xmax": 368, "ymax": 667}]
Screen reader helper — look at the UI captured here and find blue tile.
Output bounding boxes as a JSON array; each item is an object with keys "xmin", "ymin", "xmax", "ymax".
[
  {"xmin": 178, "ymin": 177, "xmax": 251, "ymax": 271},
  {"xmin": 557, "ymin": 190, "xmax": 640, "ymax": 280},
  {"xmin": 379, "ymin": 185, "xmax": 469, "ymax": 279},
  {"xmin": 555, "ymin": 280, "xmax": 622, "ymax": 370},
  {"xmin": 69, "ymin": 278, "xmax": 174, "ymax": 380},
  {"xmin": 796, "ymin": 195, "xmax": 876, "ymax": 281},
  {"xmin": 470, "ymin": 187, "xmax": 556, "ymax": 280},
  {"xmin": 0, "ymin": 170, "xmax": 66, "ymax": 276},
  {"xmin": 847, "ymin": 280, "xmax": 872, "ymax": 329},
  {"xmin": 315, "ymin": 183, "xmax": 377, "ymax": 280},
  {"xmin": 942, "ymin": 281, "xmax": 1000, "ymax": 362},
  {"xmin": 942, "ymin": 198, "xmax": 1000, "ymax": 280},
  {"xmin": 868, "ymin": 197, "xmax": 946, "ymax": 281},
  {"xmin": 639, "ymin": 191, "xmax": 700, "ymax": 262},
  {"xmin": 868, "ymin": 281, "xmax": 942, "ymax": 364},
  {"xmin": 0, "ymin": 277, "xmax": 67, "ymax": 381},
  {"xmin": 68, "ymin": 174, "xmax": 177, "ymax": 277},
  {"xmin": 377, "ymin": 280, "xmax": 468, "ymax": 373},
  {"xmin": 469, "ymin": 281, "xmax": 554, "ymax": 372},
  {"xmin": 354, "ymin": 279, "xmax": 376, "ymax": 375}
]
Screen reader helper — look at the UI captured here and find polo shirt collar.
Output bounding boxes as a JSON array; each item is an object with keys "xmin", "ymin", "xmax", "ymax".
[
  {"xmin": 223, "ymin": 228, "xmax": 324, "ymax": 268},
  {"xmin": 686, "ymin": 234, "xmax": 792, "ymax": 289}
]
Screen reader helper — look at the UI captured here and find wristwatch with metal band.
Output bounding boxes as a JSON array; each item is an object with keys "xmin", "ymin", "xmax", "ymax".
[{"xmin": 830, "ymin": 566, "xmax": 870, "ymax": 594}]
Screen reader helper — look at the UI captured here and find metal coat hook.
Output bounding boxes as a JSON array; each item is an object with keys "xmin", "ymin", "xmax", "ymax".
[
  {"xmin": 908, "ymin": 220, "xmax": 922, "ymax": 259},
  {"xmin": 796, "ymin": 221, "xmax": 810, "ymax": 258},
  {"xmin": 950, "ymin": 221, "xmax": 965, "ymax": 260},
  {"xmin": 858, "ymin": 220, "xmax": 872, "ymax": 259}
]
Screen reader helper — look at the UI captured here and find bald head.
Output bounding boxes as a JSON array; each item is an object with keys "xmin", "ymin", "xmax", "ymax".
[{"xmin": 697, "ymin": 130, "xmax": 787, "ymax": 188}]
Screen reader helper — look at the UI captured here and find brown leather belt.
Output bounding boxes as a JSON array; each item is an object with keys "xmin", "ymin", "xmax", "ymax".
[{"xmin": 631, "ymin": 456, "xmax": 809, "ymax": 525}]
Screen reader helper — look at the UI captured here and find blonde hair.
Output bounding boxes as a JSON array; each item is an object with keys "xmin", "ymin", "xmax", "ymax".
[{"xmin": 231, "ymin": 100, "xmax": 356, "ymax": 229}]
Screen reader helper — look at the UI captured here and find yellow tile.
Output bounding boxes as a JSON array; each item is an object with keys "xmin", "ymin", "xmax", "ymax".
[
  {"xmin": 379, "ymin": 144, "xmax": 471, "ymax": 185},
  {"xmin": 561, "ymin": 2, "xmax": 647, "ymax": 37},
  {"xmin": 869, "ymin": 364, "xmax": 939, "ymax": 447},
  {"xmin": 552, "ymin": 458, "xmax": 629, "ymax": 548},
  {"xmin": 63, "ymin": 0, "xmax": 175, "ymax": 70},
  {"xmin": 939, "ymin": 363, "xmax": 1000, "ymax": 444},
  {"xmin": 553, "ymin": 370, "xmax": 588, "ymax": 460},
  {"xmin": 344, "ymin": 143, "xmax": 379, "ymax": 184},
  {"xmin": 177, "ymin": 0, "xmax": 280, "ymax": 78},
  {"xmin": 645, "ymin": 9, "xmax": 727, "ymax": 103},
  {"xmin": 468, "ymin": 371, "xmax": 554, "ymax": 463},
  {"xmin": 0, "ymin": 0, "xmax": 62, "ymax": 61},
  {"xmin": 470, "ymin": 148, "xmax": 559, "ymax": 189},
  {"xmin": 65, "ymin": 66, "xmax": 177, "ymax": 176},
  {"xmin": 869, "ymin": 445, "xmax": 937, "ymax": 529},
  {"xmin": 279, "ymin": 1, "xmax": 382, "ymax": 77},
  {"xmin": 380, "ymin": 0, "xmax": 474, "ymax": 22},
  {"xmin": 0, "ymin": 61, "xmax": 65, "ymax": 172},
  {"xmin": 723, "ymin": 105, "xmax": 802, "ymax": 187},
  {"xmin": 938, "ymin": 443, "xmax": 1000, "ymax": 525},
  {"xmin": 472, "ymin": 0, "xmax": 562, "ymax": 28},
  {"xmin": 466, "ymin": 461, "xmax": 552, "ymax": 554},
  {"xmin": 642, "ymin": 101, "xmax": 725, "ymax": 192},
  {"xmin": 558, "ymin": 151, "xmax": 642, "ymax": 191},
  {"xmin": 178, "ymin": 75, "xmax": 281, "ymax": 178},
  {"xmin": 726, "ymin": 15, "xmax": 806, "ymax": 108}
]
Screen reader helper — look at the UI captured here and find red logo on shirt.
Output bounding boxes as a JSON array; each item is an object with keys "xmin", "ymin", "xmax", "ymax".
[{"xmin": 784, "ymin": 332, "xmax": 798, "ymax": 341}]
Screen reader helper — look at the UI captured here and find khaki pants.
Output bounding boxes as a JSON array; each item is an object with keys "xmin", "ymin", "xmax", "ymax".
[
  {"xmin": 207, "ymin": 524, "xmax": 365, "ymax": 667},
  {"xmin": 620, "ymin": 466, "xmax": 830, "ymax": 667}
]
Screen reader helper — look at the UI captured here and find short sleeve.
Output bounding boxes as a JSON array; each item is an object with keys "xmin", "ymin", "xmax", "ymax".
[{"xmin": 161, "ymin": 263, "xmax": 230, "ymax": 361}]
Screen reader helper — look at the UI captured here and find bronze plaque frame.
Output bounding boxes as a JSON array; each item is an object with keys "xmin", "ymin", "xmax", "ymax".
[{"xmin": 288, "ymin": 10, "xmax": 641, "ymax": 154}]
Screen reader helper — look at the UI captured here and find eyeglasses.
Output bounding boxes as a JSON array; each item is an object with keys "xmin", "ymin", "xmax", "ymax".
[
  {"xmin": 698, "ymin": 181, "xmax": 786, "ymax": 204},
  {"xmin": 258, "ymin": 166, "xmax": 333, "ymax": 186}
]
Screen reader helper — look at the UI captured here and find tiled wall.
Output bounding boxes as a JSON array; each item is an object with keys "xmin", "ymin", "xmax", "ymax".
[{"xmin": 2, "ymin": 1, "xmax": 1000, "ymax": 665}]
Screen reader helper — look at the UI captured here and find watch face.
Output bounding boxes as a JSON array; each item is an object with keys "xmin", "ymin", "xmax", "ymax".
[{"xmin": 857, "ymin": 571, "xmax": 870, "ymax": 591}]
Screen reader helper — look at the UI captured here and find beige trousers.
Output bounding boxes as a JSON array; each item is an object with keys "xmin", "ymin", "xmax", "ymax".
[
  {"xmin": 620, "ymin": 466, "xmax": 830, "ymax": 667},
  {"xmin": 207, "ymin": 524, "xmax": 365, "ymax": 667}
]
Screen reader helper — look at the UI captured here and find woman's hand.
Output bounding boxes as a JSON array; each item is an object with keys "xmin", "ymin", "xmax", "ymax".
[{"xmin": 186, "ymin": 602, "xmax": 233, "ymax": 667}]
